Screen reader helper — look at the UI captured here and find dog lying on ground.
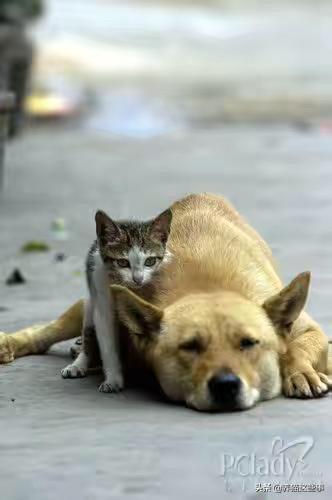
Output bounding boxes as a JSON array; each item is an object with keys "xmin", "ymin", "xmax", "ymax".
[{"xmin": 0, "ymin": 193, "xmax": 331, "ymax": 411}]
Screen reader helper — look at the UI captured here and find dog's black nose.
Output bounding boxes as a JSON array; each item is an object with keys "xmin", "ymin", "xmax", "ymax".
[{"xmin": 208, "ymin": 371, "xmax": 241, "ymax": 405}]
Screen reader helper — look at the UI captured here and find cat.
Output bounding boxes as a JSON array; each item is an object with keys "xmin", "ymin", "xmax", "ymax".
[{"xmin": 61, "ymin": 208, "xmax": 172, "ymax": 392}]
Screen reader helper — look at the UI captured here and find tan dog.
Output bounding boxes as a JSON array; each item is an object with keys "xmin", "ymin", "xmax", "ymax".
[{"xmin": 0, "ymin": 193, "xmax": 331, "ymax": 411}]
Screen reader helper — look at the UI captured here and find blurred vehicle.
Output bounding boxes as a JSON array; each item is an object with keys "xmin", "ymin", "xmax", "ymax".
[{"xmin": 0, "ymin": 0, "xmax": 43, "ymax": 136}]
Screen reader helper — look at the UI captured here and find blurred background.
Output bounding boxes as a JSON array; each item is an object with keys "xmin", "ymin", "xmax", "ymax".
[
  {"xmin": 2, "ymin": 0, "xmax": 332, "ymax": 136},
  {"xmin": 1, "ymin": 3, "xmax": 332, "ymax": 499},
  {"xmin": 0, "ymin": 0, "xmax": 332, "ymax": 328}
]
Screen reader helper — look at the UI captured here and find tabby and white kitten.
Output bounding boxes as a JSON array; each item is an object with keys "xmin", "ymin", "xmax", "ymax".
[{"xmin": 61, "ymin": 208, "xmax": 172, "ymax": 392}]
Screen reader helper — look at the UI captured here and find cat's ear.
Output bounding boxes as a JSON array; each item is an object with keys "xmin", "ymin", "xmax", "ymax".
[
  {"xmin": 150, "ymin": 209, "xmax": 172, "ymax": 244},
  {"xmin": 111, "ymin": 285, "xmax": 163, "ymax": 338},
  {"xmin": 95, "ymin": 210, "xmax": 123, "ymax": 246},
  {"xmin": 263, "ymin": 272, "xmax": 310, "ymax": 334}
]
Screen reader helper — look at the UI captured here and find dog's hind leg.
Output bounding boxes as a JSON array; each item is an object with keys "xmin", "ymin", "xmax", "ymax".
[{"xmin": 0, "ymin": 300, "xmax": 84, "ymax": 364}]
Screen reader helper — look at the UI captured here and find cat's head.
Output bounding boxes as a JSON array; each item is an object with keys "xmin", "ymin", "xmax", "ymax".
[{"xmin": 95, "ymin": 209, "xmax": 172, "ymax": 287}]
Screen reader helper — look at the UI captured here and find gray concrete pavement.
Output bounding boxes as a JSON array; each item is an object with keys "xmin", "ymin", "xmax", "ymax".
[{"xmin": 1, "ymin": 124, "xmax": 332, "ymax": 499}]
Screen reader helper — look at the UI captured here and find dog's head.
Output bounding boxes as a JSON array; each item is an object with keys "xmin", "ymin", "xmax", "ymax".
[{"xmin": 111, "ymin": 272, "xmax": 310, "ymax": 412}]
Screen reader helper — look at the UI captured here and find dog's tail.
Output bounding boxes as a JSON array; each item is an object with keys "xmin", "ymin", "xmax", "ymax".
[{"xmin": 0, "ymin": 300, "xmax": 84, "ymax": 364}]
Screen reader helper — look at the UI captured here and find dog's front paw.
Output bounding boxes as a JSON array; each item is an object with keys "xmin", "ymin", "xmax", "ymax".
[
  {"xmin": 99, "ymin": 373, "xmax": 124, "ymax": 393},
  {"xmin": 0, "ymin": 332, "xmax": 15, "ymax": 364},
  {"xmin": 61, "ymin": 363, "xmax": 87, "ymax": 379},
  {"xmin": 283, "ymin": 363, "xmax": 330, "ymax": 398}
]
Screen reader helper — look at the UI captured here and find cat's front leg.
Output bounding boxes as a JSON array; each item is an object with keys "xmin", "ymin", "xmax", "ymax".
[
  {"xmin": 61, "ymin": 298, "xmax": 93, "ymax": 379},
  {"xmin": 94, "ymin": 300, "xmax": 124, "ymax": 393}
]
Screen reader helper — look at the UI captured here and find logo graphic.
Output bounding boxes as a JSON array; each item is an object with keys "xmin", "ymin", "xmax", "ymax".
[{"xmin": 220, "ymin": 436, "xmax": 321, "ymax": 481}]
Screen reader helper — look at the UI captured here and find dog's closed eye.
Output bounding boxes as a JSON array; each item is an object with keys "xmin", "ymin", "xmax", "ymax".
[
  {"xmin": 179, "ymin": 338, "xmax": 203, "ymax": 353},
  {"xmin": 240, "ymin": 337, "xmax": 259, "ymax": 350}
]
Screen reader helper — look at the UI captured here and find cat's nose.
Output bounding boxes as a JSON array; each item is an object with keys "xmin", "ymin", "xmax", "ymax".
[{"xmin": 133, "ymin": 272, "xmax": 144, "ymax": 285}]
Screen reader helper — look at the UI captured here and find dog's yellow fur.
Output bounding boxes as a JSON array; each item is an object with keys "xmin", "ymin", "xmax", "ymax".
[{"xmin": 0, "ymin": 193, "xmax": 330, "ymax": 411}]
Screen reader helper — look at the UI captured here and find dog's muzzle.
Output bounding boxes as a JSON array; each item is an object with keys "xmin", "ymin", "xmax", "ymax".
[{"xmin": 208, "ymin": 370, "xmax": 242, "ymax": 409}]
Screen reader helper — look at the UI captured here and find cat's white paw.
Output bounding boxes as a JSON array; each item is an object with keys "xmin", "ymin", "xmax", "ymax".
[
  {"xmin": 99, "ymin": 373, "xmax": 124, "ymax": 393},
  {"xmin": 61, "ymin": 364, "xmax": 87, "ymax": 379}
]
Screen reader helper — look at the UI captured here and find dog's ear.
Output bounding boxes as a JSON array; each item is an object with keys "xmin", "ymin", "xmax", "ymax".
[
  {"xmin": 111, "ymin": 285, "xmax": 163, "ymax": 338},
  {"xmin": 263, "ymin": 272, "xmax": 310, "ymax": 334}
]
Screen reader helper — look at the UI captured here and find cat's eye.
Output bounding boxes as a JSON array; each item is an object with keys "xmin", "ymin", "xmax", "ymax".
[
  {"xmin": 117, "ymin": 259, "xmax": 130, "ymax": 268},
  {"xmin": 145, "ymin": 257, "xmax": 157, "ymax": 267},
  {"xmin": 179, "ymin": 338, "xmax": 203, "ymax": 353},
  {"xmin": 240, "ymin": 337, "xmax": 259, "ymax": 350}
]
